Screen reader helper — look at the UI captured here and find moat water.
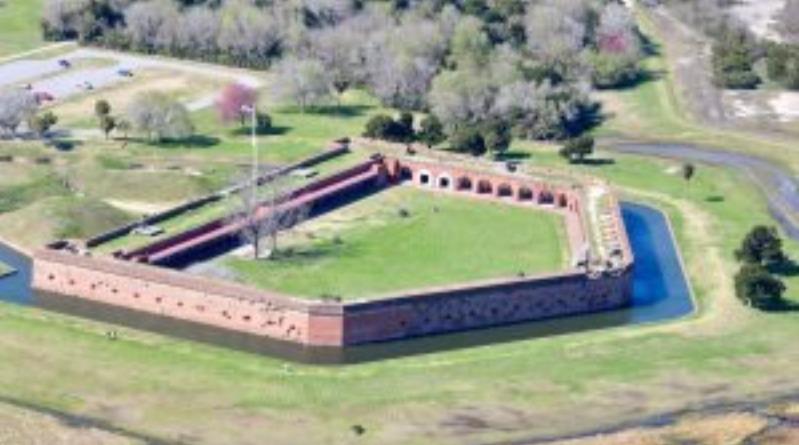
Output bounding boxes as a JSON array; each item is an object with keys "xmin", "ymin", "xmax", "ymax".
[{"xmin": 0, "ymin": 202, "xmax": 695, "ymax": 365}]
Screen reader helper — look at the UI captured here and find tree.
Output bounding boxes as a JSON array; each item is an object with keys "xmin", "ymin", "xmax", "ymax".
[
  {"xmin": 272, "ymin": 57, "xmax": 332, "ymax": 111},
  {"xmin": 449, "ymin": 127, "xmax": 486, "ymax": 156},
  {"xmin": 418, "ymin": 115, "xmax": 446, "ymax": 147},
  {"xmin": 362, "ymin": 114, "xmax": 414, "ymax": 142},
  {"xmin": 682, "ymin": 163, "xmax": 696, "ymax": 182},
  {"xmin": 559, "ymin": 135, "xmax": 594, "ymax": 163},
  {"xmin": 482, "ymin": 119, "xmax": 512, "ymax": 156},
  {"xmin": 735, "ymin": 263, "xmax": 786, "ymax": 310},
  {"xmin": 0, "ymin": 89, "xmax": 38, "ymax": 136},
  {"xmin": 229, "ymin": 170, "xmax": 308, "ymax": 260},
  {"xmin": 28, "ymin": 111, "xmax": 58, "ymax": 138},
  {"xmin": 100, "ymin": 115, "xmax": 116, "ymax": 140},
  {"xmin": 126, "ymin": 92, "xmax": 194, "ymax": 142},
  {"xmin": 94, "ymin": 99, "xmax": 111, "ymax": 118},
  {"xmin": 711, "ymin": 26, "xmax": 761, "ymax": 89},
  {"xmin": 735, "ymin": 226, "xmax": 785, "ymax": 266},
  {"xmin": 215, "ymin": 83, "xmax": 258, "ymax": 127},
  {"xmin": 256, "ymin": 111, "xmax": 272, "ymax": 134}
]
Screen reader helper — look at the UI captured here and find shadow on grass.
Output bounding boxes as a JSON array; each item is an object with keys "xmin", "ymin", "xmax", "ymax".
[
  {"xmin": 706, "ymin": 195, "xmax": 725, "ymax": 203},
  {"xmin": 496, "ymin": 151, "xmax": 531, "ymax": 161},
  {"xmin": 230, "ymin": 125, "xmax": 291, "ymax": 137},
  {"xmin": 134, "ymin": 134, "xmax": 221, "ymax": 149},
  {"xmin": 278, "ymin": 104, "xmax": 374, "ymax": 118},
  {"xmin": 770, "ymin": 259, "xmax": 799, "ymax": 278}
]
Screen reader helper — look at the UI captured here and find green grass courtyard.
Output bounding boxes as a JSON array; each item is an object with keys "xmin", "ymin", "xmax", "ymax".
[{"xmin": 224, "ymin": 187, "xmax": 568, "ymax": 299}]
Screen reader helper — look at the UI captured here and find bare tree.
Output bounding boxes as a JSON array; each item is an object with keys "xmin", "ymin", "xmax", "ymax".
[
  {"xmin": 0, "ymin": 89, "xmax": 38, "ymax": 136},
  {"xmin": 124, "ymin": 0, "xmax": 179, "ymax": 51},
  {"xmin": 175, "ymin": 6, "xmax": 221, "ymax": 57},
  {"xmin": 126, "ymin": 92, "xmax": 193, "ymax": 142},
  {"xmin": 272, "ymin": 56, "xmax": 333, "ymax": 110},
  {"xmin": 782, "ymin": 0, "xmax": 799, "ymax": 43},
  {"xmin": 228, "ymin": 171, "xmax": 308, "ymax": 260},
  {"xmin": 217, "ymin": 0, "xmax": 282, "ymax": 66}
]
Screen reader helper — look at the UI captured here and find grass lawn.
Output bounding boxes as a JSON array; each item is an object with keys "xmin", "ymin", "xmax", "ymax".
[
  {"xmin": 225, "ymin": 187, "xmax": 567, "ymax": 299},
  {"xmin": 0, "ymin": 0, "xmax": 44, "ymax": 57},
  {"xmin": 0, "ymin": 151, "xmax": 797, "ymax": 444},
  {"xmin": 124, "ymin": 89, "xmax": 389, "ymax": 164}
]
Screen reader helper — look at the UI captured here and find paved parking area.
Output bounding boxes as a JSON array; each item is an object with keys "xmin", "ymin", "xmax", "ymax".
[{"xmin": 0, "ymin": 47, "xmax": 262, "ymax": 110}]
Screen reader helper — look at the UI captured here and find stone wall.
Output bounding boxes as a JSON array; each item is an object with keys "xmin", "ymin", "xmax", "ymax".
[{"xmin": 33, "ymin": 249, "xmax": 632, "ymax": 347}]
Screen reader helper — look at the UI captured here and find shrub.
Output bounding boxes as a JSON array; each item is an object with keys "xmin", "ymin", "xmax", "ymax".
[
  {"xmin": 734, "ymin": 263, "xmax": 786, "ymax": 310},
  {"xmin": 449, "ymin": 127, "xmax": 486, "ymax": 156}
]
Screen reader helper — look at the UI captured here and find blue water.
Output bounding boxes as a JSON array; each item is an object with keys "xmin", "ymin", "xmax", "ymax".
[
  {"xmin": 622, "ymin": 202, "xmax": 695, "ymax": 322},
  {"xmin": 0, "ymin": 243, "xmax": 31, "ymax": 305},
  {"xmin": 0, "ymin": 202, "xmax": 696, "ymax": 363}
]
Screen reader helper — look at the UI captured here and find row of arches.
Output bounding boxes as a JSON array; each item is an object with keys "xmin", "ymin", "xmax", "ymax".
[{"xmin": 400, "ymin": 167, "xmax": 569, "ymax": 207}]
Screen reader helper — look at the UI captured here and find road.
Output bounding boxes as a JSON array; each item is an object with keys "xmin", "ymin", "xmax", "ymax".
[
  {"xmin": 609, "ymin": 141, "xmax": 799, "ymax": 241},
  {"xmin": 0, "ymin": 47, "xmax": 263, "ymax": 111}
]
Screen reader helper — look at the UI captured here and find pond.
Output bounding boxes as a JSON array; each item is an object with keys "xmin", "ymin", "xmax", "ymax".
[{"xmin": 0, "ymin": 202, "xmax": 696, "ymax": 365}]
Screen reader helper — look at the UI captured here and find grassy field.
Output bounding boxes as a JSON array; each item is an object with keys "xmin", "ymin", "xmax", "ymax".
[
  {"xmin": 0, "ymin": 0, "xmax": 44, "ymax": 57},
  {"xmin": 224, "ymin": 187, "xmax": 567, "ymax": 300},
  {"xmin": 0, "ymin": 150, "xmax": 797, "ymax": 444}
]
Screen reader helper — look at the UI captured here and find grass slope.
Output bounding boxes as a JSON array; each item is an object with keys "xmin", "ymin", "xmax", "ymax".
[
  {"xmin": 0, "ymin": 0, "xmax": 44, "ymax": 57},
  {"xmin": 225, "ymin": 187, "xmax": 566, "ymax": 299},
  {"xmin": 0, "ymin": 154, "xmax": 796, "ymax": 444}
]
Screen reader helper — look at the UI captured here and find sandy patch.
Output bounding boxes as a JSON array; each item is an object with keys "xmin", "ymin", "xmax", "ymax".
[
  {"xmin": 769, "ymin": 92, "xmax": 799, "ymax": 122},
  {"xmin": 104, "ymin": 199, "xmax": 179, "ymax": 215},
  {"xmin": 543, "ymin": 413, "xmax": 767, "ymax": 445},
  {"xmin": 730, "ymin": 0, "xmax": 785, "ymax": 42}
]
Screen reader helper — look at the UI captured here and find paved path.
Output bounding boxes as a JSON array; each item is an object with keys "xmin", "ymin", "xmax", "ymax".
[
  {"xmin": 609, "ymin": 141, "xmax": 799, "ymax": 241},
  {"xmin": 0, "ymin": 47, "xmax": 263, "ymax": 111}
]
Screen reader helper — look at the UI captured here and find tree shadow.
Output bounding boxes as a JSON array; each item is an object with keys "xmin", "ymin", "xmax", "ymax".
[
  {"xmin": 279, "ymin": 104, "xmax": 373, "ymax": 118},
  {"xmin": 49, "ymin": 139, "xmax": 83, "ymax": 152},
  {"xmin": 770, "ymin": 258, "xmax": 799, "ymax": 278},
  {"xmin": 136, "ymin": 134, "xmax": 221, "ymax": 149},
  {"xmin": 579, "ymin": 157, "xmax": 616, "ymax": 166},
  {"xmin": 495, "ymin": 151, "xmax": 531, "ymax": 161},
  {"xmin": 230, "ymin": 125, "xmax": 291, "ymax": 137}
]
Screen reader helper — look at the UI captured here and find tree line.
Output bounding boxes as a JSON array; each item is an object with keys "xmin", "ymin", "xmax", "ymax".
[
  {"xmin": 655, "ymin": 0, "xmax": 799, "ymax": 90},
  {"xmin": 40, "ymin": 0, "xmax": 646, "ymax": 144}
]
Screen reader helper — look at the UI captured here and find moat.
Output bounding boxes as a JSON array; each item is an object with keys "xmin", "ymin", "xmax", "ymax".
[{"xmin": 0, "ymin": 202, "xmax": 694, "ymax": 365}]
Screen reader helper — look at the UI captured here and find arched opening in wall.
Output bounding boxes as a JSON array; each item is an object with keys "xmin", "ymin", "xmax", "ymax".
[
  {"xmin": 518, "ymin": 187, "xmax": 534, "ymax": 201},
  {"xmin": 419, "ymin": 170, "xmax": 432, "ymax": 186},
  {"xmin": 437, "ymin": 174, "xmax": 452, "ymax": 189},
  {"xmin": 399, "ymin": 167, "xmax": 413, "ymax": 182},
  {"xmin": 539, "ymin": 190, "xmax": 555, "ymax": 205},
  {"xmin": 456, "ymin": 176, "xmax": 473, "ymax": 191},
  {"xmin": 558, "ymin": 194, "xmax": 569, "ymax": 208},
  {"xmin": 497, "ymin": 183, "xmax": 513, "ymax": 198},
  {"xmin": 477, "ymin": 179, "xmax": 493, "ymax": 194}
]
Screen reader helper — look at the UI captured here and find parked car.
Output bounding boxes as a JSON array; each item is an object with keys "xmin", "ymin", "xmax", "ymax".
[
  {"xmin": 117, "ymin": 68, "xmax": 133, "ymax": 77},
  {"xmin": 58, "ymin": 59, "xmax": 71, "ymax": 69}
]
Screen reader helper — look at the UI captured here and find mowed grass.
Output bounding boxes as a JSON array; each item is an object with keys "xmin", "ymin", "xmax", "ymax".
[
  {"xmin": 225, "ymin": 187, "xmax": 567, "ymax": 299},
  {"xmin": 0, "ymin": 0, "xmax": 44, "ymax": 57},
  {"xmin": 128, "ymin": 89, "xmax": 389, "ymax": 164},
  {"xmin": 0, "ymin": 154, "xmax": 797, "ymax": 444}
]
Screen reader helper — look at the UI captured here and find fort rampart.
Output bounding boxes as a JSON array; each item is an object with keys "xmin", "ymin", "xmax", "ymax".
[{"xmin": 31, "ymin": 153, "xmax": 634, "ymax": 347}]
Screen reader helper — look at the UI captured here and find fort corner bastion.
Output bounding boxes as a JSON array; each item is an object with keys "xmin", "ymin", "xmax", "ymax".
[{"xmin": 31, "ymin": 143, "xmax": 635, "ymax": 347}]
